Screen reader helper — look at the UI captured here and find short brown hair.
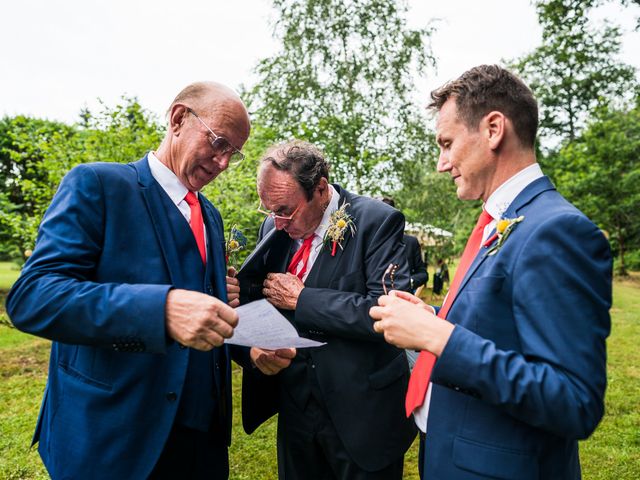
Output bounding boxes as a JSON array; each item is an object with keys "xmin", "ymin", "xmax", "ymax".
[
  {"xmin": 429, "ymin": 65, "xmax": 538, "ymax": 148},
  {"xmin": 260, "ymin": 140, "xmax": 330, "ymax": 200}
]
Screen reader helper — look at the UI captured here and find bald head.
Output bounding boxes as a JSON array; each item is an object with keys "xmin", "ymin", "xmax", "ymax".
[
  {"xmin": 155, "ymin": 81, "xmax": 251, "ymax": 191},
  {"xmin": 167, "ymin": 81, "xmax": 251, "ymax": 140}
]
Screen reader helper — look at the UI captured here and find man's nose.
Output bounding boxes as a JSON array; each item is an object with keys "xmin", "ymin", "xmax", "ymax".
[
  {"xmin": 274, "ymin": 217, "xmax": 288, "ymax": 230},
  {"xmin": 213, "ymin": 152, "xmax": 230, "ymax": 170},
  {"xmin": 436, "ymin": 152, "xmax": 450, "ymax": 173}
]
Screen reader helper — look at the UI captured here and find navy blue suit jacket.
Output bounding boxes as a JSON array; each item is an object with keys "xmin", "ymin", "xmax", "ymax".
[
  {"xmin": 423, "ymin": 177, "xmax": 612, "ymax": 479},
  {"xmin": 6, "ymin": 156, "xmax": 239, "ymax": 479}
]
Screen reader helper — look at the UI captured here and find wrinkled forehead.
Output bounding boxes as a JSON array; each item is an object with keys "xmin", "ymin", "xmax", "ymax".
[{"xmin": 257, "ymin": 165, "xmax": 303, "ymax": 206}]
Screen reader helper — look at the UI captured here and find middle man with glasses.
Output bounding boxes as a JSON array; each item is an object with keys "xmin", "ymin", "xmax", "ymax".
[{"xmin": 237, "ymin": 140, "xmax": 417, "ymax": 480}]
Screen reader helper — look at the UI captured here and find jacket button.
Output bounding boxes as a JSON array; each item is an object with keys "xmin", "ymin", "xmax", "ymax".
[{"xmin": 166, "ymin": 392, "xmax": 177, "ymax": 402}]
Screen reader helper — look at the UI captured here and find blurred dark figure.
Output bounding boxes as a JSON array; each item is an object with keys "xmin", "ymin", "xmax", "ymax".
[
  {"xmin": 381, "ymin": 197, "xmax": 428, "ymax": 293},
  {"xmin": 432, "ymin": 258, "xmax": 449, "ymax": 295}
]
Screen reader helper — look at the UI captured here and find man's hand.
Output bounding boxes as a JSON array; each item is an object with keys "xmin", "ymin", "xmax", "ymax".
[
  {"xmin": 165, "ymin": 289, "xmax": 238, "ymax": 351},
  {"xmin": 250, "ymin": 347, "xmax": 297, "ymax": 375},
  {"xmin": 226, "ymin": 267, "xmax": 240, "ymax": 308},
  {"xmin": 262, "ymin": 272, "xmax": 304, "ymax": 310},
  {"xmin": 370, "ymin": 290, "xmax": 453, "ymax": 356}
]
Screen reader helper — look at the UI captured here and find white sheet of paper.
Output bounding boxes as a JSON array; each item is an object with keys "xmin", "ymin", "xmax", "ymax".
[{"xmin": 226, "ymin": 299, "xmax": 326, "ymax": 350}]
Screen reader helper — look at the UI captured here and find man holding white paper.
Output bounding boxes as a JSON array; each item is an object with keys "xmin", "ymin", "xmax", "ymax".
[{"xmin": 237, "ymin": 140, "xmax": 416, "ymax": 480}]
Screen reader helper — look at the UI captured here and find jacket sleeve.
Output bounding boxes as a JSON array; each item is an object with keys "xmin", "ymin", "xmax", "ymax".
[
  {"xmin": 6, "ymin": 165, "xmax": 171, "ymax": 353},
  {"xmin": 294, "ymin": 209, "xmax": 410, "ymax": 342},
  {"xmin": 431, "ymin": 213, "xmax": 612, "ymax": 439}
]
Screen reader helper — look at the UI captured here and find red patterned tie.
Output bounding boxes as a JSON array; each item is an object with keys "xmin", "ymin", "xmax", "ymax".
[
  {"xmin": 405, "ymin": 209, "xmax": 493, "ymax": 416},
  {"xmin": 287, "ymin": 235, "xmax": 316, "ymax": 280},
  {"xmin": 184, "ymin": 191, "xmax": 206, "ymax": 264}
]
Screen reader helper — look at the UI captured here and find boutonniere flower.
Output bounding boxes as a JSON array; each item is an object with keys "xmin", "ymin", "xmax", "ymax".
[
  {"xmin": 323, "ymin": 202, "xmax": 356, "ymax": 256},
  {"xmin": 225, "ymin": 225, "xmax": 247, "ymax": 266},
  {"xmin": 483, "ymin": 215, "xmax": 524, "ymax": 256}
]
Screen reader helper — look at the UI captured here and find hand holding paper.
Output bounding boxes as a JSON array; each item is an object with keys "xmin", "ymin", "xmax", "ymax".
[{"xmin": 226, "ymin": 299, "xmax": 325, "ymax": 350}]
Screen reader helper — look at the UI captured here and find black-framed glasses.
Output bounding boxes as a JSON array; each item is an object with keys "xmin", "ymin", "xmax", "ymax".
[
  {"xmin": 257, "ymin": 199, "xmax": 304, "ymax": 222},
  {"xmin": 382, "ymin": 263, "xmax": 399, "ymax": 295},
  {"xmin": 187, "ymin": 107, "xmax": 245, "ymax": 165}
]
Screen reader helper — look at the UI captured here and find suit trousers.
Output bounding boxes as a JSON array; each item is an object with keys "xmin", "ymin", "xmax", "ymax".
[
  {"xmin": 277, "ymin": 393, "xmax": 404, "ymax": 480},
  {"xmin": 148, "ymin": 424, "xmax": 228, "ymax": 480}
]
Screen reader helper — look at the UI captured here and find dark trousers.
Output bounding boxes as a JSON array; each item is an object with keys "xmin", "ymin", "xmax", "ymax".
[
  {"xmin": 148, "ymin": 424, "xmax": 229, "ymax": 480},
  {"xmin": 277, "ymin": 395, "xmax": 404, "ymax": 480}
]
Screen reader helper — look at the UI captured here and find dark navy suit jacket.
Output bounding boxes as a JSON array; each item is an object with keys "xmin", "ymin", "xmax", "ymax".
[
  {"xmin": 6, "ymin": 156, "xmax": 240, "ymax": 479},
  {"xmin": 239, "ymin": 186, "xmax": 417, "ymax": 472},
  {"xmin": 424, "ymin": 176, "xmax": 612, "ymax": 479}
]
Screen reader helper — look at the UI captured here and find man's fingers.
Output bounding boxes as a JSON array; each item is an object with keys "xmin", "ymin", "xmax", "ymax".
[
  {"xmin": 216, "ymin": 302, "xmax": 239, "ymax": 327},
  {"xmin": 389, "ymin": 289, "xmax": 423, "ymax": 305},
  {"xmin": 372, "ymin": 320, "xmax": 385, "ymax": 334},
  {"xmin": 227, "ymin": 266, "xmax": 238, "ymax": 278},
  {"xmin": 369, "ymin": 305, "xmax": 384, "ymax": 320},
  {"xmin": 275, "ymin": 348, "xmax": 296, "ymax": 359}
]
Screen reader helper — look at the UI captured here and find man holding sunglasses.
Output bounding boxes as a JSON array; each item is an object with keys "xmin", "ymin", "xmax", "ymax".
[
  {"xmin": 238, "ymin": 140, "xmax": 417, "ymax": 479},
  {"xmin": 7, "ymin": 82, "xmax": 291, "ymax": 479}
]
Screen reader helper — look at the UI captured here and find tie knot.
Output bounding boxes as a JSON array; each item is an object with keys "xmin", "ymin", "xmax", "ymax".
[
  {"xmin": 184, "ymin": 191, "xmax": 198, "ymax": 206},
  {"xmin": 477, "ymin": 208, "xmax": 493, "ymax": 228},
  {"xmin": 302, "ymin": 234, "xmax": 315, "ymax": 247}
]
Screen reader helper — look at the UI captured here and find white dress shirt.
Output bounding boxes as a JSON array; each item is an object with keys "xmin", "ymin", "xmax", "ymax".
[
  {"xmin": 147, "ymin": 152, "xmax": 208, "ymax": 258},
  {"xmin": 413, "ymin": 163, "xmax": 544, "ymax": 433},
  {"xmin": 289, "ymin": 185, "xmax": 340, "ymax": 282}
]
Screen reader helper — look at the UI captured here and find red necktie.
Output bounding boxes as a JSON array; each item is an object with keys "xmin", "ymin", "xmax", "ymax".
[
  {"xmin": 287, "ymin": 235, "xmax": 316, "ymax": 280},
  {"xmin": 405, "ymin": 209, "xmax": 493, "ymax": 416},
  {"xmin": 184, "ymin": 191, "xmax": 206, "ymax": 264}
]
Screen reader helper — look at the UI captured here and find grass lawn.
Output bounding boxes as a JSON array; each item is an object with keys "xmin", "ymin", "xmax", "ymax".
[{"xmin": 1, "ymin": 262, "xmax": 638, "ymax": 479}]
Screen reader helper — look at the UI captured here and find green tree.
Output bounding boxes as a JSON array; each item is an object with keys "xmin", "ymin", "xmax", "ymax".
[
  {"xmin": 249, "ymin": 0, "xmax": 436, "ymax": 193},
  {"xmin": 0, "ymin": 116, "xmax": 78, "ymax": 260},
  {"xmin": 392, "ymin": 134, "xmax": 475, "ymax": 262},
  {"xmin": 555, "ymin": 101, "xmax": 640, "ymax": 275},
  {"xmin": 0, "ymin": 99, "xmax": 163, "ymax": 260},
  {"xmin": 512, "ymin": 0, "xmax": 637, "ymax": 145}
]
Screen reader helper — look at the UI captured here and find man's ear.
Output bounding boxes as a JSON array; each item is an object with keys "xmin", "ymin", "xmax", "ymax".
[
  {"xmin": 169, "ymin": 104, "xmax": 189, "ymax": 135},
  {"xmin": 484, "ymin": 111, "xmax": 506, "ymax": 151},
  {"xmin": 316, "ymin": 177, "xmax": 329, "ymax": 197}
]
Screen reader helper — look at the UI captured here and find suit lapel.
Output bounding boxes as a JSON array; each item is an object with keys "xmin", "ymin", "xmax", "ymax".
[
  {"xmin": 452, "ymin": 176, "xmax": 557, "ymax": 303},
  {"xmin": 134, "ymin": 156, "xmax": 185, "ymax": 288},
  {"xmin": 201, "ymin": 199, "xmax": 228, "ymax": 300},
  {"xmin": 305, "ymin": 186, "xmax": 352, "ymax": 288}
]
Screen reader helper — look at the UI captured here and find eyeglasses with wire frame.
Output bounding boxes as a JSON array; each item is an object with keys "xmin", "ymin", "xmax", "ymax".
[
  {"xmin": 186, "ymin": 107, "xmax": 245, "ymax": 165},
  {"xmin": 382, "ymin": 263, "xmax": 399, "ymax": 295},
  {"xmin": 257, "ymin": 199, "xmax": 305, "ymax": 222}
]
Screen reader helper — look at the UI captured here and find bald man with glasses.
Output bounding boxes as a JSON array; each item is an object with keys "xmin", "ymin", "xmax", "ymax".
[{"xmin": 6, "ymin": 82, "xmax": 292, "ymax": 480}]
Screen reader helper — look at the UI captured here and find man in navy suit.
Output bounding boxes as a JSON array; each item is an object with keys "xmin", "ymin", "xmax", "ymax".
[
  {"xmin": 6, "ymin": 82, "xmax": 292, "ymax": 479},
  {"xmin": 237, "ymin": 140, "xmax": 416, "ymax": 479},
  {"xmin": 371, "ymin": 65, "xmax": 612, "ymax": 479}
]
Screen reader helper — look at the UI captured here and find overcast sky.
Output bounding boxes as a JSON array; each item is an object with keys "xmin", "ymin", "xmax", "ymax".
[{"xmin": 1, "ymin": 0, "xmax": 638, "ymax": 125}]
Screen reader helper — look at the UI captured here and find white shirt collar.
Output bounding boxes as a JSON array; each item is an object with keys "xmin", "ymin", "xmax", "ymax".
[
  {"xmin": 147, "ymin": 151, "xmax": 192, "ymax": 206},
  {"xmin": 484, "ymin": 163, "xmax": 544, "ymax": 220},
  {"xmin": 315, "ymin": 184, "xmax": 340, "ymax": 240},
  {"xmin": 292, "ymin": 184, "xmax": 340, "ymax": 248}
]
